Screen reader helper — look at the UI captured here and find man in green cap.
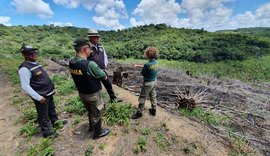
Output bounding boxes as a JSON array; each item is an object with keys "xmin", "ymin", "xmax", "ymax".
[{"xmin": 69, "ymin": 38, "xmax": 110, "ymax": 139}]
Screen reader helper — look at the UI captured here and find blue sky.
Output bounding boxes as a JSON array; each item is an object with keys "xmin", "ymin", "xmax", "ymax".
[{"xmin": 0, "ymin": 0, "xmax": 270, "ymax": 31}]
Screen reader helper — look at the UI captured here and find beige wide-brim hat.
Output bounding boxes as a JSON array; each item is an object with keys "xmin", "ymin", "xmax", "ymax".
[{"xmin": 87, "ymin": 29, "xmax": 100, "ymax": 37}]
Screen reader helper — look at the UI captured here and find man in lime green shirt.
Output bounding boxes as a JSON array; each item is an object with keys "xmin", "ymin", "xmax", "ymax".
[{"xmin": 69, "ymin": 38, "xmax": 110, "ymax": 139}]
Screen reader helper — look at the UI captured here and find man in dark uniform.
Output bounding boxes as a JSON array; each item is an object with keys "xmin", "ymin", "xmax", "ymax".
[
  {"xmin": 18, "ymin": 44, "xmax": 67, "ymax": 138},
  {"xmin": 87, "ymin": 29, "xmax": 122, "ymax": 103},
  {"xmin": 69, "ymin": 38, "xmax": 110, "ymax": 139}
]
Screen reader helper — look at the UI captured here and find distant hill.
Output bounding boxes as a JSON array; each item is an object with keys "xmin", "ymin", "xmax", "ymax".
[
  {"xmin": 217, "ymin": 27, "xmax": 270, "ymax": 38},
  {"xmin": 0, "ymin": 24, "xmax": 269, "ymax": 62}
]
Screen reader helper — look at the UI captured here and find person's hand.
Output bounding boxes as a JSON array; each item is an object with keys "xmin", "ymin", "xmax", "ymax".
[
  {"xmin": 132, "ymin": 62, "xmax": 142, "ymax": 68},
  {"xmin": 40, "ymin": 97, "xmax": 48, "ymax": 104},
  {"xmin": 103, "ymin": 76, "xmax": 108, "ymax": 80},
  {"xmin": 132, "ymin": 62, "xmax": 137, "ymax": 68}
]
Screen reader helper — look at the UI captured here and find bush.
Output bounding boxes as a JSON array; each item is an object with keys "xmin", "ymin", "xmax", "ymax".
[
  {"xmin": 104, "ymin": 102, "xmax": 133, "ymax": 126},
  {"xmin": 64, "ymin": 95, "xmax": 85, "ymax": 115}
]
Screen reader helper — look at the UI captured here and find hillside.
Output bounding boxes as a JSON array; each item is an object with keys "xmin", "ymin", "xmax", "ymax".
[
  {"xmin": 1, "ymin": 24, "xmax": 270, "ymax": 62},
  {"xmin": 217, "ymin": 27, "xmax": 270, "ymax": 38}
]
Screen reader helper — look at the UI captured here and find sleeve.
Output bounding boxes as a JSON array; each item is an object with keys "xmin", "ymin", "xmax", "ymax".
[
  {"xmin": 141, "ymin": 64, "xmax": 147, "ymax": 76},
  {"xmin": 103, "ymin": 48, "xmax": 108, "ymax": 67},
  {"xmin": 87, "ymin": 61, "xmax": 106, "ymax": 79},
  {"xmin": 18, "ymin": 67, "xmax": 42, "ymax": 101}
]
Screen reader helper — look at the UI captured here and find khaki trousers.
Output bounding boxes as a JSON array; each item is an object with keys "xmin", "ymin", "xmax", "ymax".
[
  {"xmin": 79, "ymin": 91, "xmax": 105, "ymax": 127},
  {"xmin": 137, "ymin": 80, "xmax": 157, "ymax": 113}
]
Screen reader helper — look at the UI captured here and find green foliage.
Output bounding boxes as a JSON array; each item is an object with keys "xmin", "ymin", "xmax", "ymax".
[
  {"xmin": 1, "ymin": 25, "xmax": 270, "ymax": 64},
  {"xmin": 134, "ymin": 136, "xmax": 147, "ymax": 154},
  {"xmin": 72, "ymin": 116, "xmax": 81, "ymax": 125},
  {"xmin": 12, "ymin": 96, "xmax": 25, "ymax": 105},
  {"xmin": 99, "ymin": 144, "xmax": 106, "ymax": 150},
  {"xmin": 0, "ymin": 55, "xmax": 22, "ymax": 85},
  {"xmin": 52, "ymin": 75, "xmax": 76, "ymax": 96},
  {"xmin": 64, "ymin": 95, "xmax": 85, "ymax": 115},
  {"xmin": 141, "ymin": 127, "xmax": 151, "ymax": 136},
  {"xmin": 22, "ymin": 108, "xmax": 37, "ymax": 122},
  {"xmin": 178, "ymin": 108, "xmax": 230, "ymax": 126},
  {"xmin": 154, "ymin": 132, "xmax": 170, "ymax": 151},
  {"xmin": 52, "ymin": 120, "xmax": 65, "ymax": 130},
  {"xmin": 85, "ymin": 144, "xmax": 94, "ymax": 156},
  {"xmin": 219, "ymin": 27, "xmax": 270, "ymax": 38},
  {"xmin": 19, "ymin": 122, "xmax": 39, "ymax": 138},
  {"xmin": 102, "ymin": 24, "xmax": 270, "ymax": 62},
  {"xmin": 104, "ymin": 102, "xmax": 133, "ymax": 126},
  {"xmin": 227, "ymin": 129, "xmax": 256, "ymax": 156},
  {"xmin": 26, "ymin": 138, "xmax": 55, "ymax": 156}
]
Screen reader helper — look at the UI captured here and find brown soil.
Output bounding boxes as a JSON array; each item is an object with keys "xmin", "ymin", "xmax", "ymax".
[{"xmin": 0, "ymin": 71, "xmax": 24, "ymax": 155}]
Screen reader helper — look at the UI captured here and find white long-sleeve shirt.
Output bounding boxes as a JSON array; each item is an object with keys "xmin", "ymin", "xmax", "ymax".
[
  {"xmin": 103, "ymin": 49, "xmax": 108, "ymax": 67},
  {"xmin": 18, "ymin": 62, "xmax": 42, "ymax": 101}
]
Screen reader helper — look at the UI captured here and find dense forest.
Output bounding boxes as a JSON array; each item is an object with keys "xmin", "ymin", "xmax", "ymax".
[{"xmin": 0, "ymin": 24, "xmax": 269, "ymax": 63}]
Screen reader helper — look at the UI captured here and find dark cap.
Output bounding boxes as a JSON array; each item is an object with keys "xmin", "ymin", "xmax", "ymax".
[
  {"xmin": 73, "ymin": 38, "xmax": 91, "ymax": 49},
  {"xmin": 20, "ymin": 44, "xmax": 38, "ymax": 54}
]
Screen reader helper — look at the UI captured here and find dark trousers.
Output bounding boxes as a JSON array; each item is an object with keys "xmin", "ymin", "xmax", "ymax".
[
  {"xmin": 33, "ymin": 95, "xmax": 58, "ymax": 135},
  {"xmin": 102, "ymin": 71, "xmax": 116, "ymax": 99}
]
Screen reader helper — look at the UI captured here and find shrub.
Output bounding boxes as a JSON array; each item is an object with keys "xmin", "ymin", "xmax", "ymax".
[{"xmin": 104, "ymin": 102, "xmax": 133, "ymax": 126}]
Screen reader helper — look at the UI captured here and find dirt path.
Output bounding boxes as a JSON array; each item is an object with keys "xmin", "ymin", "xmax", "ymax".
[
  {"xmin": 53, "ymin": 84, "xmax": 230, "ymax": 156},
  {"xmin": 0, "ymin": 71, "xmax": 23, "ymax": 155}
]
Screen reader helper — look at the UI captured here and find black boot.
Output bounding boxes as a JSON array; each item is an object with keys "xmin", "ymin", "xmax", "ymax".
[
  {"xmin": 131, "ymin": 111, "xmax": 142, "ymax": 119},
  {"xmin": 43, "ymin": 131, "xmax": 59, "ymax": 138},
  {"xmin": 93, "ymin": 120, "xmax": 110, "ymax": 139},
  {"xmin": 149, "ymin": 108, "xmax": 156, "ymax": 116}
]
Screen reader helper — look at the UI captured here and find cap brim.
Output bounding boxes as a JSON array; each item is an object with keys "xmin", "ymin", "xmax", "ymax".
[{"xmin": 21, "ymin": 48, "xmax": 38, "ymax": 53}]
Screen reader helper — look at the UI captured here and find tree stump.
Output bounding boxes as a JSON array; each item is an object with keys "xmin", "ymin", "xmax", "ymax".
[
  {"xmin": 177, "ymin": 98, "xmax": 196, "ymax": 110},
  {"xmin": 112, "ymin": 67, "xmax": 123, "ymax": 87}
]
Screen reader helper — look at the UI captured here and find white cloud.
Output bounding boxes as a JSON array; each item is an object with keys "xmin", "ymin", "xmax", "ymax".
[
  {"xmin": 92, "ymin": 0, "xmax": 127, "ymax": 30},
  {"xmin": 48, "ymin": 21, "xmax": 73, "ymax": 27},
  {"xmin": 93, "ymin": 16, "xmax": 124, "ymax": 30},
  {"xmin": 132, "ymin": 0, "xmax": 181, "ymax": 26},
  {"xmin": 130, "ymin": 0, "xmax": 234, "ymax": 30},
  {"xmin": 53, "ymin": 0, "xmax": 80, "ymax": 8},
  {"xmin": 52, "ymin": 0, "xmax": 127, "ymax": 30},
  {"xmin": 12, "ymin": 0, "xmax": 54, "ymax": 19},
  {"xmin": 0, "ymin": 16, "xmax": 12, "ymax": 26},
  {"xmin": 52, "ymin": 0, "xmax": 98, "ymax": 10},
  {"xmin": 130, "ymin": 0, "xmax": 270, "ymax": 31},
  {"xmin": 255, "ymin": 2, "xmax": 270, "ymax": 19},
  {"xmin": 180, "ymin": 0, "xmax": 233, "ymax": 29},
  {"xmin": 130, "ymin": 18, "xmax": 144, "ymax": 27}
]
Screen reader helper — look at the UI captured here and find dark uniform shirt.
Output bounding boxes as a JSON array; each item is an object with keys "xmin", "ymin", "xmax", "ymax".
[
  {"xmin": 141, "ymin": 59, "xmax": 158, "ymax": 82},
  {"xmin": 69, "ymin": 56, "xmax": 106, "ymax": 94}
]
